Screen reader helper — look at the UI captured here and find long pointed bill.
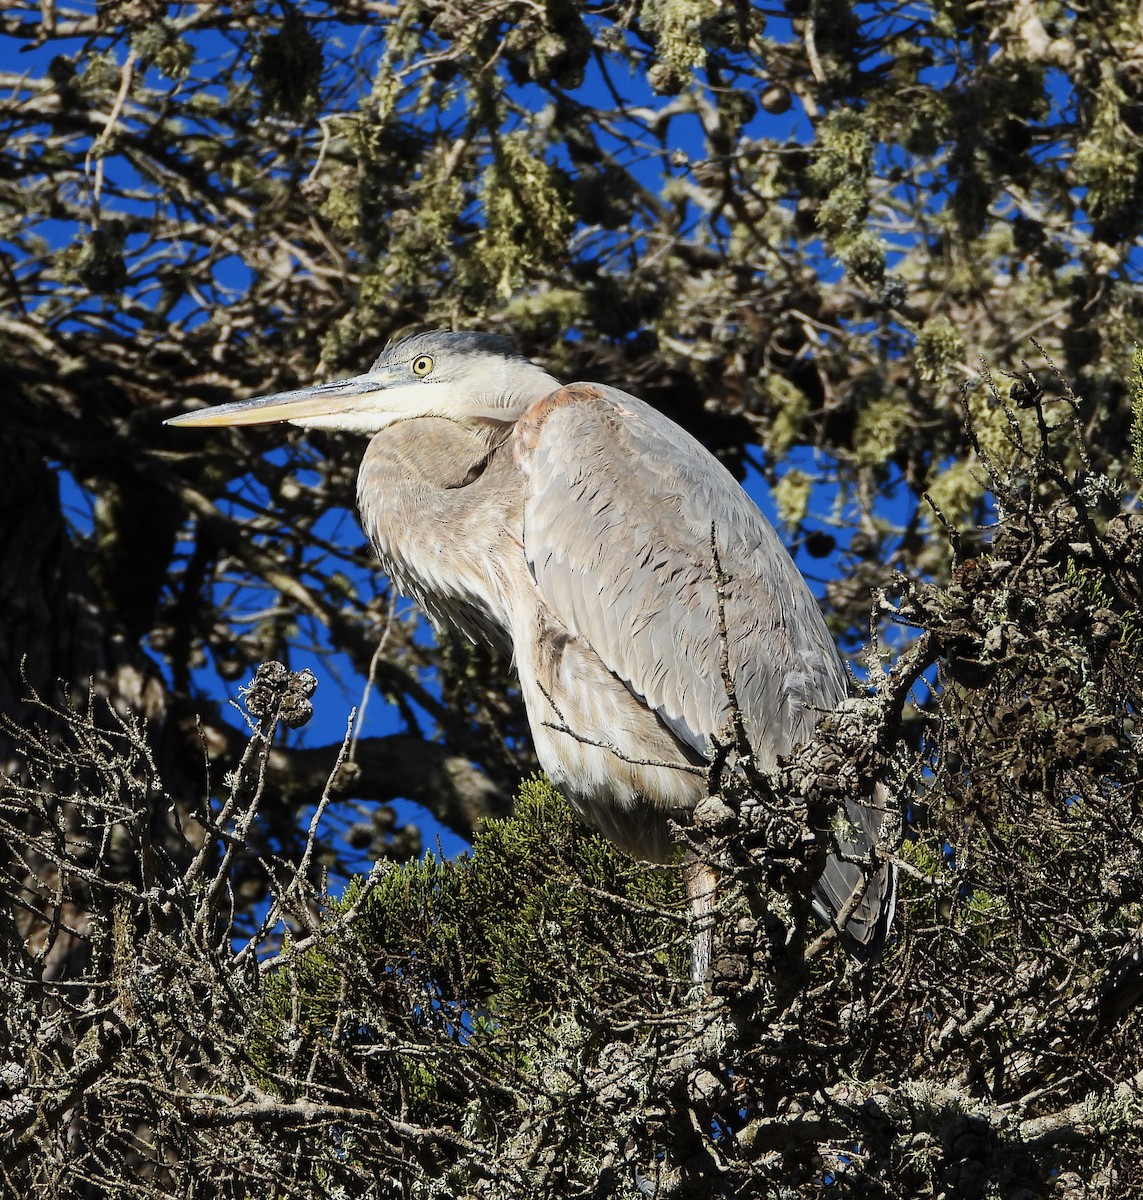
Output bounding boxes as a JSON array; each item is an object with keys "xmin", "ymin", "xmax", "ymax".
[{"xmin": 164, "ymin": 373, "xmax": 389, "ymax": 429}]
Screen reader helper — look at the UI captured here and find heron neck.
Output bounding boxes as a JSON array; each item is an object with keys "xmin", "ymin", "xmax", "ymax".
[{"xmin": 481, "ymin": 365, "xmax": 561, "ymax": 419}]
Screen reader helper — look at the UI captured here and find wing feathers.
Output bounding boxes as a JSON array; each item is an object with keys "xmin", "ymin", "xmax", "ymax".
[
  {"xmin": 517, "ymin": 384, "xmax": 849, "ymax": 762},
  {"xmin": 515, "ymin": 382, "xmax": 894, "ymax": 959}
]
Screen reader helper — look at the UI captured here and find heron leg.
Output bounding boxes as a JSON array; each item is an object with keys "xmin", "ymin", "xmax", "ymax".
[{"xmin": 683, "ymin": 857, "xmax": 718, "ymax": 985}]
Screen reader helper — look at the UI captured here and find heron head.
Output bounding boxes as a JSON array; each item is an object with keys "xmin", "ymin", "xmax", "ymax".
[{"xmin": 165, "ymin": 330, "xmax": 560, "ymax": 433}]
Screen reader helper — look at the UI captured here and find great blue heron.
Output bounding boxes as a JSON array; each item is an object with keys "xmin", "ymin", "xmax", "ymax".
[{"xmin": 168, "ymin": 330, "xmax": 896, "ymax": 970}]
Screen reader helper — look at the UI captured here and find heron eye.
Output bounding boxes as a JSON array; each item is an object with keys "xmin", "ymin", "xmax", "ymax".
[{"xmin": 412, "ymin": 355, "xmax": 434, "ymax": 377}]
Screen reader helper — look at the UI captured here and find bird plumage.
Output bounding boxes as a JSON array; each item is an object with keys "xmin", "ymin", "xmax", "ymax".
[
  {"xmin": 351, "ymin": 343, "xmax": 894, "ymax": 957},
  {"xmin": 169, "ymin": 330, "xmax": 896, "ymax": 961}
]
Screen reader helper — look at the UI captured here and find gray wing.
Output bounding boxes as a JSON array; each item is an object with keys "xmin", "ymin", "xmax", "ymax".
[
  {"xmin": 516, "ymin": 383, "xmax": 895, "ymax": 957},
  {"xmin": 517, "ymin": 383, "xmax": 848, "ymax": 763}
]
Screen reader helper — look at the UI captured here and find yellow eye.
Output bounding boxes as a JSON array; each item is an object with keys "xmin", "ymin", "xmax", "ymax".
[{"xmin": 412, "ymin": 354, "xmax": 434, "ymax": 377}]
